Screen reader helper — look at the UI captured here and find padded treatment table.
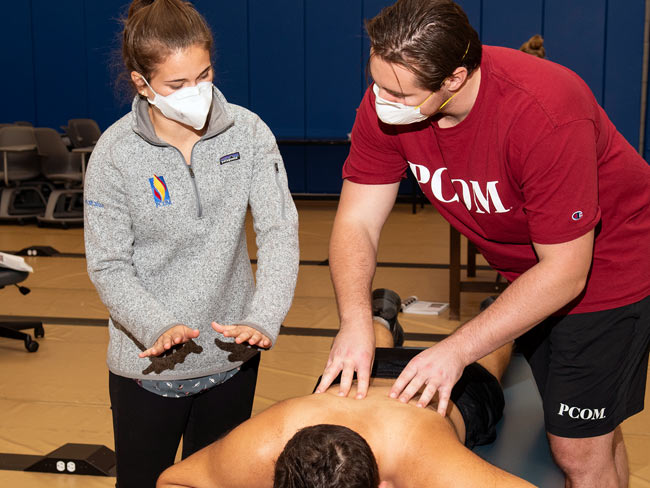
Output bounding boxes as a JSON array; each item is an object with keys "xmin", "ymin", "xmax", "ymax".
[{"xmin": 474, "ymin": 354, "xmax": 565, "ymax": 487}]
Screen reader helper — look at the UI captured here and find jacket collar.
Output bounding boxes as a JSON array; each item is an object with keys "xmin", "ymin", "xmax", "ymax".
[{"xmin": 130, "ymin": 85, "xmax": 234, "ymax": 146}]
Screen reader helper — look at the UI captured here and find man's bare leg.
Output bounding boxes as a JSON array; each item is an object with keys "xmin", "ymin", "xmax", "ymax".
[
  {"xmin": 548, "ymin": 428, "xmax": 627, "ymax": 488},
  {"xmin": 613, "ymin": 426, "xmax": 629, "ymax": 488}
]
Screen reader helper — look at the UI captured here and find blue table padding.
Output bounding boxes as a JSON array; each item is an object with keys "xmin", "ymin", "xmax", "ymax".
[{"xmin": 473, "ymin": 354, "xmax": 565, "ymax": 487}]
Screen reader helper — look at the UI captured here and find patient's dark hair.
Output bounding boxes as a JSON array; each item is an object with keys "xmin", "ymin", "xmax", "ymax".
[{"xmin": 273, "ymin": 424, "xmax": 380, "ymax": 488}]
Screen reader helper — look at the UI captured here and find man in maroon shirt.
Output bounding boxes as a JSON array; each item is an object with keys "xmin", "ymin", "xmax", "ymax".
[{"xmin": 315, "ymin": 1, "xmax": 650, "ymax": 487}]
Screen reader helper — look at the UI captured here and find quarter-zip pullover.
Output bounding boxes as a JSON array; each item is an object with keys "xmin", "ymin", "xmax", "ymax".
[{"xmin": 84, "ymin": 86, "xmax": 299, "ymax": 380}]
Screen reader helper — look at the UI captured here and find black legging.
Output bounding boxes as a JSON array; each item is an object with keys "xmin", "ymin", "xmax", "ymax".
[{"xmin": 109, "ymin": 353, "xmax": 260, "ymax": 488}]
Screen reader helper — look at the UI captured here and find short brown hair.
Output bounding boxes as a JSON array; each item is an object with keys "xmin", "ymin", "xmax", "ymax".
[
  {"xmin": 121, "ymin": 0, "xmax": 213, "ymax": 88},
  {"xmin": 273, "ymin": 424, "xmax": 380, "ymax": 488},
  {"xmin": 366, "ymin": 0, "xmax": 481, "ymax": 91}
]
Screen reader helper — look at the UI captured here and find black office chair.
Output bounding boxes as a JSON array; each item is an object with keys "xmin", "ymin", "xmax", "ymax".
[{"xmin": 0, "ymin": 268, "xmax": 43, "ymax": 352}]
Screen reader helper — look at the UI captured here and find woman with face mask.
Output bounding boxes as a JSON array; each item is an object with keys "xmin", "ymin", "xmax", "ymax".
[{"xmin": 83, "ymin": 1, "xmax": 299, "ymax": 486}]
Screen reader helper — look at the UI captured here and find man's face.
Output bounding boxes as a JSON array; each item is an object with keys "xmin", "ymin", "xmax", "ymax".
[{"xmin": 369, "ymin": 55, "xmax": 449, "ymax": 116}]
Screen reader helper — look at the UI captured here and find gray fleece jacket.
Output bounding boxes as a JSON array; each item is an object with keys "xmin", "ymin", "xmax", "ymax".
[{"xmin": 84, "ymin": 86, "xmax": 299, "ymax": 381}]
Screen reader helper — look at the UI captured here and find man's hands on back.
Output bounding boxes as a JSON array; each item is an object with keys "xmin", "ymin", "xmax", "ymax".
[
  {"xmin": 390, "ymin": 338, "xmax": 468, "ymax": 415},
  {"xmin": 315, "ymin": 320, "xmax": 376, "ymax": 398}
]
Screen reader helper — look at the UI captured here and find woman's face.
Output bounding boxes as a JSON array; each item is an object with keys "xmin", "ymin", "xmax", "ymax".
[{"xmin": 132, "ymin": 43, "xmax": 213, "ymax": 98}]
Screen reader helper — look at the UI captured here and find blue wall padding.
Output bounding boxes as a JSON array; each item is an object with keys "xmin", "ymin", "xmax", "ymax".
[
  {"xmin": 544, "ymin": 0, "xmax": 607, "ymax": 104},
  {"xmin": 481, "ymin": 0, "xmax": 543, "ymax": 50},
  {"xmin": 604, "ymin": 1, "xmax": 645, "ymax": 152},
  {"xmin": 31, "ymin": 0, "xmax": 88, "ymax": 130},
  {"xmin": 3, "ymin": 0, "xmax": 647, "ymax": 194},
  {"xmin": 195, "ymin": 0, "xmax": 251, "ymax": 109},
  {"xmin": 1, "ymin": 2, "xmax": 36, "ymax": 124},
  {"xmin": 248, "ymin": 0, "xmax": 305, "ymax": 139}
]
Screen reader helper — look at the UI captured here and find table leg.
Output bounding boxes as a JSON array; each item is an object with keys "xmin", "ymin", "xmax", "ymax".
[{"xmin": 449, "ymin": 226, "xmax": 461, "ymax": 321}]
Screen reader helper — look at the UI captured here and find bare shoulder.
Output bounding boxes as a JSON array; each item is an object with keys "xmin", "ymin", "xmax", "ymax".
[
  {"xmin": 157, "ymin": 396, "xmax": 314, "ymax": 488},
  {"xmin": 376, "ymin": 410, "xmax": 536, "ymax": 488}
]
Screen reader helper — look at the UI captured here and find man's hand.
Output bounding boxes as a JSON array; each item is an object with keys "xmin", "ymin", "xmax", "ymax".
[
  {"xmin": 139, "ymin": 324, "xmax": 200, "ymax": 358},
  {"xmin": 212, "ymin": 322, "xmax": 271, "ymax": 348},
  {"xmin": 389, "ymin": 340, "xmax": 467, "ymax": 415},
  {"xmin": 315, "ymin": 323, "xmax": 375, "ymax": 399}
]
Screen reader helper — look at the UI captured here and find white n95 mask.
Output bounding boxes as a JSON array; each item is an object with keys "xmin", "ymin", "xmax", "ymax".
[
  {"xmin": 373, "ymin": 83, "xmax": 433, "ymax": 125},
  {"xmin": 142, "ymin": 78, "xmax": 213, "ymax": 130}
]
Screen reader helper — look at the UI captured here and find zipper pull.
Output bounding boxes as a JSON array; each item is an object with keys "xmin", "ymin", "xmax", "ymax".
[
  {"xmin": 274, "ymin": 162, "xmax": 279, "ymax": 172},
  {"xmin": 189, "ymin": 166, "xmax": 195, "ymax": 178}
]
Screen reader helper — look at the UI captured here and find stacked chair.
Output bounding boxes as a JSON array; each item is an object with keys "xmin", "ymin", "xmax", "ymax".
[
  {"xmin": 66, "ymin": 118, "xmax": 101, "ymax": 148},
  {"xmin": 0, "ymin": 119, "xmax": 101, "ymax": 226},
  {"xmin": 34, "ymin": 127, "xmax": 84, "ymax": 226},
  {"xmin": 0, "ymin": 126, "xmax": 47, "ymax": 222}
]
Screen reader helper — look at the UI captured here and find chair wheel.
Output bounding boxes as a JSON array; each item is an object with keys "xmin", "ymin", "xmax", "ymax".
[
  {"xmin": 25, "ymin": 338, "xmax": 39, "ymax": 352},
  {"xmin": 35, "ymin": 325, "xmax": 45, "ymax": 338}
]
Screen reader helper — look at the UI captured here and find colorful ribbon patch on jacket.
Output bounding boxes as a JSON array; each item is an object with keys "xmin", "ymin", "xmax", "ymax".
[{"xmin": 149, "ymin": 174, "xmax": 172, "ymax": 207}]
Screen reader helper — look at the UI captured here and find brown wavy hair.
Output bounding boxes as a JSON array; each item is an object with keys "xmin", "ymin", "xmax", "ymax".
[
  {"xmin": 366, "ymin": 0, "xmax": 482, "ymax": 91},
  {"xmin": 119, "ymin": 0, "xmax": 213, "ymax": 92}
]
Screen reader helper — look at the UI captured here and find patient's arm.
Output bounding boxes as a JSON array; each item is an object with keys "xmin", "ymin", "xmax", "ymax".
[{"xmin": 156, "ymin": 401, "xmax": 293, "ymax": 488}]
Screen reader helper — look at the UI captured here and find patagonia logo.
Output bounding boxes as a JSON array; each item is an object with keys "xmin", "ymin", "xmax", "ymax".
[
  {"xmin": 571, "ymin": 210, "xmax": 584, "ymax": 221},
  {"xmin": 149, "ymin": 174, "xmax": 172, "ymax": 207},
  {"xmin": 558, "ymin": 403, "xmax": 606, "ymax": 420},
  {"xmin": 219, "ymin": 152, "xmax": 240, "ymax": 165}
]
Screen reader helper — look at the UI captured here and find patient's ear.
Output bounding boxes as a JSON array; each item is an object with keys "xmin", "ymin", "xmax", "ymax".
[{"xmin": 378, "ymin": 481, "xmax": 393, "ymax": 488}]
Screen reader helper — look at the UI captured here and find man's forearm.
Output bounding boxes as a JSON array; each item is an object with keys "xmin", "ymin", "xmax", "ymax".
[
  {"xmin": 448, "ymin": 257, "xmax": 589, "ymax": 365},
  {"xmin": 329, "ymin": 220, "xmax": 378, "ymax": 328}
]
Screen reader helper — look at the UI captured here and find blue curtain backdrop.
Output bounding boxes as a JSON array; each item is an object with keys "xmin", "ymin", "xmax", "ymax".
[{"xmin": 2, "ymin": 0, "xmax": 647, "ymax": 193}]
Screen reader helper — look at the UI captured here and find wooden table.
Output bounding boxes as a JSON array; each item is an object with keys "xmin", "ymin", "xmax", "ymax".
[{"xmin": 448, "ymin": 226, "xmax": 508, "ymax": 320}]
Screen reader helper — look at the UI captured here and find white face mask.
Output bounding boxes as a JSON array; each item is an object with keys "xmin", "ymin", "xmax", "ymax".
[
  {"xmin": 373, "ymin": 83, "xmax": 434, "ymax": 125},
  {"xmin": 142, "ymin": 78, "xmax": 213, "ymax": 130}
]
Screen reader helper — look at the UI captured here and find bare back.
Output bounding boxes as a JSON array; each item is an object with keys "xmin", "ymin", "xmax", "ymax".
[{"xmin": 157, "ymin": 380, "xmax": 535, "ymax": 488}]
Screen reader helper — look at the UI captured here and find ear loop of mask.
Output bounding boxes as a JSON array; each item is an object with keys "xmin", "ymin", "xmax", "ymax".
[
  {"xmin": 436, "ymin": 41, "xmax": 471, "ymax": 111},
  {"xmin": 139, "ymin": 76, "xmax": 156, "ymax": 98}
]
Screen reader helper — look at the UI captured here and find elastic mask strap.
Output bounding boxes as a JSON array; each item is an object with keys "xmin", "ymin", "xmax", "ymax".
[
  {"xmin": 437, "ymin": 41, "xmax": 471, "ymax": 111},
  {"xmin": 415, "ymin": 90, "xmax": 435, "ymax": 109},
  {"xmin": 461, "ymin": 41, "xmax": 470, "ymax": 62},
  {"xmin": 438, "ymin": 91, "xmax": 460, "ymax": 111},
  {"xmin": 139, "ymin": 76, "xmax": 157, "ymax": 99}
]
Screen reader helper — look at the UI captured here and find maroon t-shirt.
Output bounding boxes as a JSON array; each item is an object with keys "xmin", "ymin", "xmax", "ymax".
[{"xmin": 343, "ymin": 46, "xmax": 650, "ymax": 313}]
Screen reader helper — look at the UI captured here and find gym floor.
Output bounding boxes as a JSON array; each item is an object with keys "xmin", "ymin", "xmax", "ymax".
[{"xmin": 0, "ymin": 201, "xmax": 648, "ymax": 487}]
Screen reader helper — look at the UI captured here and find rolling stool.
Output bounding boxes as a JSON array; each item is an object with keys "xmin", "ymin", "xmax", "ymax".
[{"xmin": 0, "ymin": 268, "xmax": 43, "ymax": 352}]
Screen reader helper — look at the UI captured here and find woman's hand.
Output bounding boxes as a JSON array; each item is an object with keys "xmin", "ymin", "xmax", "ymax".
[
  {"xmin": 212, "ymin": 322, "xmax": 271, "ymax": 348},
  {"xmin": 139, "ymin": 325, "xmax": 200, "ymax": 358}
]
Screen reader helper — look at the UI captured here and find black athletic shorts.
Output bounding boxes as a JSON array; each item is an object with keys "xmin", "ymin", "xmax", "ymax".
[
  {"xmin": 316, "ymin": 347, "xmax": 504, "ymax": 449},
  {"xmin": 515, "ymin": 294, "xmax": 650, "ymax": 438}
]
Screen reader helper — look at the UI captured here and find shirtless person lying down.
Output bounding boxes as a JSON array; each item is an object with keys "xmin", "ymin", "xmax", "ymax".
[{"xmin": 157, "ymin": 289, "xmax": 535, "ymax": 488}]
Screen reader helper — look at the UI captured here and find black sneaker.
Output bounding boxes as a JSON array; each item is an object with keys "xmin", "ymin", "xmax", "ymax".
[
  {"xmin": 372, "ymin": 288, "xmax": 404, "ymax": 347},
  {"xmin": 480, "ymin": 295, "xmax": 497, "ymax": 312}
]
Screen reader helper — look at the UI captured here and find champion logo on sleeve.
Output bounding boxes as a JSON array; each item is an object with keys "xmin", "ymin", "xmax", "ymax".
[
  {"xmin": 219, "ymin": 152, "xmax": 240, "ymax": 165},
  {"xmin": 149, "ymin": 174, "xmax": 172, "ymax": 207},
  {"xmin": 571, "ymin": 210, "xmax": 584, "ymax": 221}
]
